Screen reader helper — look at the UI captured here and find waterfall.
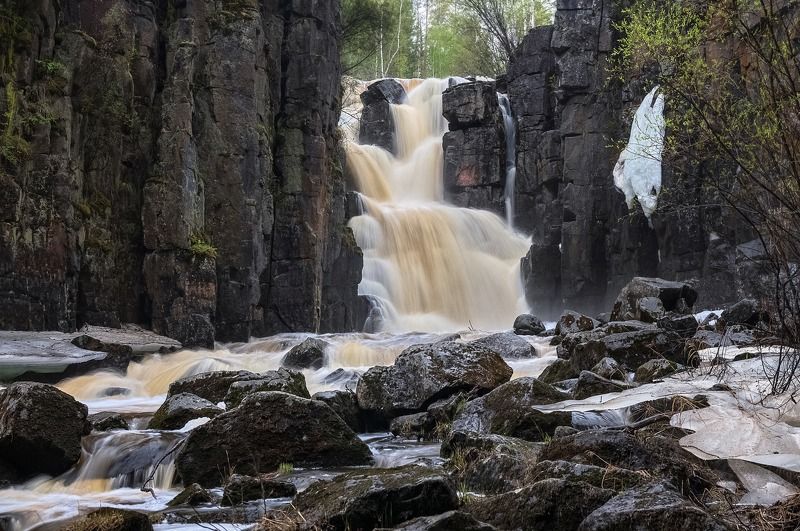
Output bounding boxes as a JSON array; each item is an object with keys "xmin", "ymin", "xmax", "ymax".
[
  {"xmin": 347, "ymin": 78, "xmax": 530, "ymax": 332},
  {"xmin": 497, "ymin": 93, "xmax": 517, "ymax": 228}
]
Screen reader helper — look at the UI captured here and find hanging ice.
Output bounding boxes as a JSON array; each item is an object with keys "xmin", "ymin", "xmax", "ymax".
[{"xmin": 613, "ymin": 86, "xmax": 665, "ymax": 219}]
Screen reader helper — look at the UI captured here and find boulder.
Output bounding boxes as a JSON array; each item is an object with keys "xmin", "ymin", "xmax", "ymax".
[
  {"xmin": 467, "ymin": 478, "xmax": 614, "ymax": 531},
  {"xmin": 312, "ymin": 390, "xmax": 362, "ymax": 432},
  {"xmin": 148, "ymin": 393, "xmax": 222, "ymax": 430},
  {"xmin": 223, "ymin": 368, "xmax": 310, "ymax": 408},
  {"xmin": 387, "ymin": 511, "xmax": 496, "ymax": 531},
  {"xmin": 281, "ymin": 337, "xmax": 328, "ymax": 370},
  {"xmin": 168, "ymin": 370, "xmax": 262, "ymax": 403},
  {"xmin": 539, "ymin": 358, "xmax": 579, "ymax": 384},
  {"xmin": 390, "ymin": 412, "xmax": 436, "ymax": 439},
  {"xmin": 540, "ymin": 430, "xmax": 655, "ymax": 471},
  {"xmin": 63, "ymin": 509, "xmax": 152, "ymax": 531},
  {"xmin": 590, "ymin": 357, "xmax": 626, "ymax": 380},
  {"xmin": 0, "ymin": 382, "xmax": 90, "ymax": 477},
  {"xmin": 442, "ymin": 430, "xmax": 542, "ymax": 458},
  {"xmin": 576, "ymin": 329, "xmax": 685, "ymax": 370},
  {"xmin": 451, "ymin": 439, "xmax": 544, "ymax": 495},
  {"xmin": 611, "ymin": 277, "xmax": 698, "ymax": 322},
  {"xmin": 719, "ymin": 299, "xmax": 760, "ymax": 326},
  {"xmin": 556, "ymin": 311, "xmax": 599, "ymax": 335},
  {"xmin": 637, "ymin": 297, "xmax": 666, "ymax": 322},
  {"xmin": 657, "ymin": 314, "xmax": 699, "ymax": 338},
  {"xmin": 442, "ymin": 81, "xmax": 499, "ymax": 129},
  {"xmin": 451, "ymin": 378, "xmax": 572, "ymax": 442},
  {"xmin": 573, "ymin": 371, "xmax": 635, "ymax": 400},
  {"xmin": 356, "ymin": 341, "xmax": 512, "ymax": 418},
  {"xmin": 166, "ymin": 483, "xmax": 213, "ymax": 507},
  {"xmin": 222, "ymin": 474, "xmax": 297, "ymax": 506},
  {"xmin": 529, "ymin": 460, "xmax": 644, "ymax": 492},
  {"xmin": 359, "ymin": 78, "xmax": 406, "ymax": 152},
  {"xmin": 578, "ymin": 481, "xmax": 729, "ymax": 531},
  {"xmin": 89, "ymin": 411, "xmax": 129, "ymax": 431},
  {"xmin": 176, "ymin": 392, "xmax": 373, "ymax": 487},
  {"xmin": 513, "ymin": 314, "xmax": 546, "ymax": 335},
  {"xmin": 634, "ymin": 359, "xmax": 680, "ymax": 383},
  {"xmin": 470, "ymin": 332, "xmax": 536, "ymax": 358},
  {"xmin": 291, "ymin": 466, "xmax": 458, "ymax": 530}
]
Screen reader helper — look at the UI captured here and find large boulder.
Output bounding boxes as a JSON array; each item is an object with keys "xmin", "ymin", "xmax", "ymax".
[
  {"xmin": 719, "ymin": 299, "xmax": 761, "ymax": 327},
  {"xmin": 451, "ymin": 378, "xmax": 572, "ymax": 442},
  {"xmin": 442, "ymin": 81, "xmax": 499, "ymax": 129},
  {"xmin": 176, "ymin": 392, "xmax": 373, "ymax": 487},
  {"xmin": 470, "ymin": 332, "xmax": 536, "ymax": 359},
  {"xmin": 578, "ymin": 481, "xmax": 729, "ymax": 531},
  {"xmin": 281, "ymin": 337, "xmax": 328, "ymax": 370},
  {"xmin": 467, "ymin": 478, "xmax": 614, "ymax": 531},
  {"xmin": 556, "ymin": 311, "xmax": 599, "ymax": 336},
  {"xmin": 291, "ymin": 465, "xmax": 458, "ymax": 530},
  {"xmin": 359, "ymin": 78, "xmax": 406, "ymax": 152},
  {"xmin": 570, "ymin": 329, "xmax": 686, "ymax": 371},
  {"xmin": 167, "ymin": 370, "xmax": 263, "ymax": 403},
  {"xmin": 147, "ymin": 393, "xmax": 222, "ymax": 430},
  {"xmin": 312, "ymin": 390, "xmax": 362, "ymax": 432},
  {"xmin": 656, "ymin": 314, "xmax": 699, "ymax": 338},
  {"xmin": 539, "ymin": 358, "xmax": 579, "ymax": 384},
  {"xmin": 388, "ymin": 511, "xmax": 496, "ymax": 531},
  {"xmin": 611, "ymin": 277, "xmax": 698, "ymax": 322},
  {"xmin": 573, "ymin": 371, "xmax": 635, "ymax": 400},
  {"xmin": 513, "ymin": 314, "xmax": 546, "ymax": 335},
  {"xmin": 222, "ymin": 473, "xmax": 297, "ymax": 506},
  {"xmin": 356, "ymin": 341, "xmax": 512, "ymax": 418},
  {"xmin": 0, "ymin": 382, "xmax": 90, "ymax": 478},
  {"xmin": 63, "ymin": 508, "xmax": 152, "ymax": 531},
  {"xmin": 223, "ymin": 368, "xmax": 310, "ymax": 408}
]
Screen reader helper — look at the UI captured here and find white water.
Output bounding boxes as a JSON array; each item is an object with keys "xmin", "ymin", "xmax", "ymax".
[
  {"xmin": 347, "ymin": 78, "xmax": 530, "ymax": 332},
  {"xmin": 498, "ymin": 93, "xmax": 517, "ymax": 228}
]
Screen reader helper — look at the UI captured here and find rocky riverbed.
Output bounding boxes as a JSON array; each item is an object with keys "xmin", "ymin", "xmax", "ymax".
[{"xmin": 0, "ymin": 277, "xmax": 798, "ymax": 530}]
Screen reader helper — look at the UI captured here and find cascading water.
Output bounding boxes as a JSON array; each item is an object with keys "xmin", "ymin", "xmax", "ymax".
[
  {"xmin": 347, "ymin": 78, "xmax": 531, "ymax": 332},
  {"xmin": 497, "ymin": 93, "xmax": 517, "ymax": 228}
]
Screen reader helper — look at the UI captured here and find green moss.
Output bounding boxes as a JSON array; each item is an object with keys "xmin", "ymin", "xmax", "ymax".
[
  {"xmin": 190, "ymin": 232, "xmax": 218, "ymax": 259},
  {"xmin": 1, "ymin": 81, "xmax": 30, "ymax": 167},
  {"xmin": 73, "ymin": 200, "xmax": 92, "ymax": 217}
]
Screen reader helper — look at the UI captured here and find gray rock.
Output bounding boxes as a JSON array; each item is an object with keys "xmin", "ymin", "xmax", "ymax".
[
  {"xmin": 573, "ymin": 371, "xmax": 635, "ymax": 400},
  {"xmin": 443, "ymin": 81, "xmax": 499, "ymax": 129},
  {"xmin": 590, "ymin": 357, "xmax": 626, "ymax": 380},
  {"xmin": 148, "ymin": 393, "xmax": 222, "ymax": 430},
  {"xmin": 539, "ymin": 358, "xmax": 579, "ymax": 384},
  {"xmin": 470, "ymin": 332, "xmax": 537, "ymax": 359},
  {"xmin": 530, "ymin": 460, "xmax": 645, "ymax": 492},
  {"xmin": 514, "ymin": 314, "xmax": 546, "ymax": 335},
  {"xmin": 388, "ymin": 511, "xmax": 496, "ymax": 531},
  {"xmin": 222, "ymin": 474, "xmax": 296, "ymax": 506},
  {"xmin": 356, "ymin": 342, "xmax": 512, "ymax": 419},
  {"xmin": 390, "ymin": 412, "xmax": 435, "ymax": 439},
  {"xmin": 578, "ymin": 481, "xmax": 729, "ymax": 531},
  {"xmin": 637, "ymin": 297, "xmax": 665, "ymax": 323},
  {"xmin": 634, "ymin": 359, "xmax": 680, "ymax": 383},
  {"xmin": 281, "ymin": 337, "xmax": 328, "ymax": 370},
  {"xmin": 360, "ymin": 78, "xmax": 406, "ymax": 152},
  {"xmin": 0, "ymin": 382, "xmax": 90, "ymax": 478},
  {"xmin": 62, "ymin": 508, "xmax": 153, "ymax": 531},
  {"xmin": 176, "ymin": 392, "xmax": 373, "ymax": 487},
  {"xmin": 168, "ymin": 370, "xmax": 263, "ymax": 404},
  {"xmin": 611, "ymin": 278, "xmax": 698, "ymax": 322},
  {"xmin": 312, "ymin": 390, "xmax": 362, "ymax": 433},
  {"xmin": 720, "ymin": 299, "xmax": 759, "ymax": 326},
  {"xmin": 556, "ymin": 311, "xmax": 599, "ymax": 336},
  {"xmin": 166, "ymin": 483, "xmax": 213, "ymax": 507},
  {"xmin": 657, "ymin": 314, "xmax": 699, "ymax": 338},
  {"xmin": 223, "ymin": 368, "xmax": 310, "ymax": 408},
  {"xmin": 89, "ymin": 411, "xmax": 129, "ymax": 431}
]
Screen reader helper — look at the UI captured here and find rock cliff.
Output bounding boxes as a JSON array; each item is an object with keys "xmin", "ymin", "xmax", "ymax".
[{"xmin": 0, "ymin": 0, "xmax": 362, "ymax": 344}]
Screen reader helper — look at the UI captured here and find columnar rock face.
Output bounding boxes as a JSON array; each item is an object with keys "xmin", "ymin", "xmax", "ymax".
[
  {"xmin": 509, "ymin": 0, "xmax": 764, "ymax": 318},
  {"xmin": 0, "ymin": 0, "xmax": 362, "ymax": 344},
  {"xmin": 442, "ymin": 81, "xmax": 507, "ymax": 215}
]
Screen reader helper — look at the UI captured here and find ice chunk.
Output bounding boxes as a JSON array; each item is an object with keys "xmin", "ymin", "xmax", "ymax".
[{"xmin": 614, "ymin": 86, "xmax": 666, "ymax": 218}]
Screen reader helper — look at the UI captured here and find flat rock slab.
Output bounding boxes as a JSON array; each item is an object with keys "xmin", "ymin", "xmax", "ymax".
[{"xmin": 0, "ymin": 325, "xmax": 181, "ymax": 382}]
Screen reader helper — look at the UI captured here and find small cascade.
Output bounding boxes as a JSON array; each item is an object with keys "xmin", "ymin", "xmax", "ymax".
[
  {"xmin": 497, "ymin": 93, "xmax": 517, "ymax": 228},
  {"xmin": 347, "ymin": 78, "xmax": 530, "ymax": 332}
]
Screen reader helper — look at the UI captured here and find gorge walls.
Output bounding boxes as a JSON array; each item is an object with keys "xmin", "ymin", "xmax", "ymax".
[{"xmin": 0, "ymin": 0, "xmax": 362, "ymax": 345}]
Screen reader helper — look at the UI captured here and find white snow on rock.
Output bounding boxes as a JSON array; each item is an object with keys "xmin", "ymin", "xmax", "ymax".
[{"xmin": 614, "ymin": 86, "xmax": 666, "ymax": 219}]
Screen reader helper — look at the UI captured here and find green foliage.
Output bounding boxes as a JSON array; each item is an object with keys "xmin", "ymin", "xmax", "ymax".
[
  {"xmin": 277, "ymin": 462, "xmax": 294, "ymax": 475},
  {"xmin": 0, "ymin": 81, "xmax": 29, "ymax": 167},
  {"xmin": 190, "ymin": 232, "xmax": 218, "ymax": 259}
]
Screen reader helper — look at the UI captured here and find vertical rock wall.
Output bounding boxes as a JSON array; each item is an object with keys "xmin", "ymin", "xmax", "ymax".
[{"xmin": 0, "ymin": 0, "xmax": 362, "ymax": 344}]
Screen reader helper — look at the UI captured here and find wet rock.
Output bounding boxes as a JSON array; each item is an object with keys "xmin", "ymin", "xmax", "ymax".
[
  {"xmin": 539, "ymin": 358, "xmax": 579, "ymax": 384},
  {"xmin": 690, "ymin": 329, "xmax": 724, "ymax": 349},
  {"xmin": 390, "ymin": 412, "xmax": 436, "ymax": 439},
  {"xmin": 176, "ymin": 392, "xmax": 372, "ymax": 487},
  {"xmin": 590, "ymin": 357, "xmax": 626, "ymax": 380},
  {"xmin": 514, "ymin": 314, "xmax": 546, "ymax": 335},
  {"xmin": 468, "ymin": 478, "xmax": 614, "ymax": 531},
  {"xmin": 322, "ymin": 368, "xmax": 361, "ymax": 388},
  {"xmin": 452, "ymin": 439, "xmax": 544, "ymax": 495},
  {"xmin": 387, "ymin": 511, "xmax": 496, "ymax": 531},
  {"xmin": 470, "ymin": 332, "xmax": 536, "ymax": 359},
  {"xmin": 530, "ymin": 460, "xmax": 645, "ymax": 492},
  {"xmin": 426, "ymin": 393, "xmax": 468, "ymax": 424},
  {"xmin": 599, "ymin": 329, "xmax": 685, "ymax": 368},
  {"xmin": 540, "ymin": 430, "xmax": 656, "ymax": 471},
  {"xmin": 554, "ymin": 426, "xmax": 578, "ymax": 438},
  {"xmin": 148, "ymin": 393, "xmax": 222, "ymax": 430},
  {"xmin": 167, "ymin": 483, "xmax": 213, "ymax": 507},
  {"xmin": 89, "ymin": 411, "xmax": 129, "ymax": 431},
  {"xmin": 222, "ymin": 473, "xmax": 297, "ymax": 506},
  {"xmin": 0, "ymin": 382, "xmax": 90, "ymax": 478},
  {"xmin": 443, "ymin": 81, "xmax": 499, "ymax": 128},
  {"xmin": 281, "ymin": 338, "xmax": 328, "ymax": 370},
  {"xmin": 557, "ymin": 328, "xmax": 608, "ymax": 356},
  {"xmin": 312, "ymin": 390, "xmax": 362, "ymax": 433},
  {"xmin": 657, "ymin": 314, "xmax": 699, "ymax": 338},
  {"xmin": 451, "ymin": 378, "xmax": 572, "ymax": 442},
  {"xmin": 573, "ymin": 371, "xmax": 635, "ymax": 400},
  {"xmin": 603, "ymin": 321, "xmax": 657, "ymax": 334},
  {"xmin": 556, "ymin": 310, "xmax": 599, "ymax": 335},
  {"xmin": 442, "ymin": 430, "xmax": 542, "ymax": 458},
  {"xmin": 578, "ymin": 481, "xmax": 729, "ymax": 531},
  {"xmin": 223, "ymin": 369, "xmax": 310, "ymax": 408},
  {"xmin": 637, "ymin": 297, "xmax": 666, "ymax": 323},
  {"xmin": 635, "ymin": 359, "xmax": 680, "ymax": 383},
  {"xmin": 356, "ymin": 341, "xmax": 512, "ymax": 419},
  {"xmin": 291, "ymin": 465, "xmax": 458, "ymax": 530},
  {"xmin": 63, "ymin": 508, "xmax": 153, "ymax": 531},
  {"xmin": 360, "ymin": 78, "xmax": 406, "ymax": 152},
  {"xmin": 569, "ymin": 340, "xmax": 610, "ymax": 371},
  {"xmin": 720, "ymin": 299, "xmax": 760, "ymax": 326},
  {"xmin": 611, "ymin": 278, "xmax": 698, "ymax": 322},
  {"xmin": 168, "ymin": 370, "xmax": 262, "ymax": 403}
]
